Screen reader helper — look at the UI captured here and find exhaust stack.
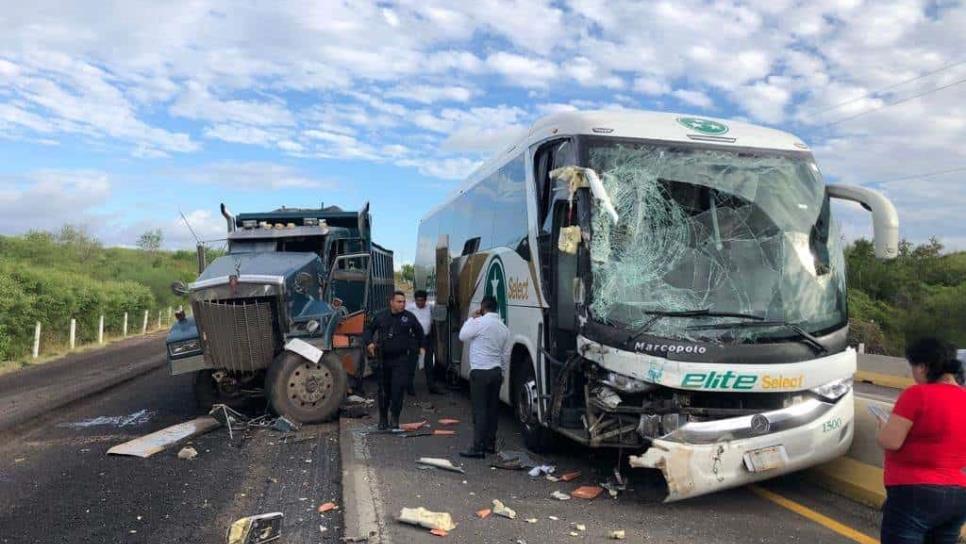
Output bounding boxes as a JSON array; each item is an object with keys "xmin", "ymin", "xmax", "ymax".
[{"xmin": 220, "ymin": 203, "xmax": 236, "ymax": 233}]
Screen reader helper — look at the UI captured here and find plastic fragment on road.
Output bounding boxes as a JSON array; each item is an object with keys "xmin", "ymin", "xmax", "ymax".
[
  {"xmin": 609, "ymin": 529, "xmax": 626, "ymax": 540},
  {"xmin": 416, "ymin": 457, "xmax": 465, "ymax": 474},
  {"xmin": 476, "ymin": 508, "xmax": 492, "ymax": 519},
  {"xmin": 438, "ymin": 418, "xmax": 460, "ymax": 426},
  {"xmin": 571, "ymin": 486, "xmax": 604, "ymax": 500},
  {"xmin": 551, "ymin": 490, "xmax": 571, "ymax": 501},
  {"xmin": 318, "ymin": 502, "xmax": 337, "ymax": 513},
  {"xmin": 559, "ymin": 471, "xmax": 581, "ymax": 482},
  {"xmin": 177, "ymin": 446, "xmax": 198, "ymax": 460},
  {"xmin": 398, "ymin": 507, "xmax": 457, "ymax": 532},
  {"xmin": 430, "ymin": 528, "xmax": 448, "ymax": 537},
  {"xmin": 107, "ymin": 416, "xmax": 220, "ymax": 458},
  {"xmin": 492, "ymin": 450, "xmax": 539, "ymax": 470},
  {"xmin": 573, "ymin": 523, "xmax": 586, "ymax": 531},
  {"xmin": 491, "ymin": 499, "xmax": 516, "ymax": 519},
  {"xmin": 525, "ymin": 518, "xmax": 538, "ymax": 524},
  {"xmin": 432, "ymin": 430, "xmax": 456, "ymax": 436},
  {"xmin": 226, "ymin": 512, "xmax": 283, "ymax": 544},
  {"xmin": 548, "ymin": 516, "xmax": 559, "ymax": 521},
  {"xmin": 399, "ymin": 420, "xmax": 428, "ymax": 432},
  {"xmin": 569, "ymin": 532, "xmax": 580, "ymax": 537},
  {"xmin": 527, "ymin": 464, "xmax": 555, "ymax": 478}
]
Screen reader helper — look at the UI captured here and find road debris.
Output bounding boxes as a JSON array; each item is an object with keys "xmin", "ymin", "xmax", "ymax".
[
  {"xmin": 107, "ymin": 416, "xmax": 220, "ymax": 458},
  {"xmin": 551, "ymin": 490, "xmax": 572, "ymax": 501},
  {"xmin": 416, "ymin": 457, "xmax": 465, "ymax": 473},
  {"xmin": 60, "ymin": 409, "xmax": 154, "ymax": 429},
  {"xmin": 429, "ymin": 528, "xmax": 449, "ymax": 537},
  {"xmin": 432, "ymin": 429, "xmax": 456, "ymax": 436},
  {"xmin": 549, "ymin": 516, "xmax": 560, "ymax": 521},
  {"xmin": 525, "ymin": 518, "xmax": 538, "ymax": 524},
  {"xmin": 398, "ymin": 507, "xmax": 456, "ymax": 531},
  {"xmin": 601, "ymin": 480, "xmax": 626, "ymax": 498},
  {"xmin": 476, "ymin": 508, "xmax": 492, "ymax": 519},
  {"xmin": 528, "ymin": 464, "xmax": 555, "ymax": 478},
  {"xmin": 559, "ymin": 471, "xmax": 581, "ymax": 482},
  {"xmin": 608, "ymin": 529, "xmax": 626, "ymax": 540},
  {"xmin": 317, "ymin": 502, "xmax": 337, "ymax": 513},
  {"xmin": 437, "ymin": 418, "xmax": 460, "ymax": 426},
  {"xmin": 571, "ymin": 486, "xmax": 604, "ymax": 500},
  {"xmin": 399, "ymin": 420, "xmax": 428, "ymax": 432},
  {"xmin": 492, "ymin": 450, "xmax": 539, "ymax": 470},
  {"xmin": 573, "ymin": 523, "xmax": 586, "ymax": 531},
  {"xmin": 177, "ymin": 446, "xmax": 198, "ymax": 460},
  {"xmin": 491, "ymin": 499, "xmax": 516, "ymax": 519},
  {"xmin": 226, "ymin": 512, "xmax": 283, "ymax": 544},
  {"xmin": 569, "ymin": 532, "xmax": 580, "ymax": 537},
  {"xmin": 271, "ymin": 416, "xmax": 300, "ymax": 433}
]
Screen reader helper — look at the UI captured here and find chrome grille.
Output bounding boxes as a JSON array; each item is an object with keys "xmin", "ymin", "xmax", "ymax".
[{"xmin": 194, "ymin": 298, "xmax": 277, "ymax": 372}]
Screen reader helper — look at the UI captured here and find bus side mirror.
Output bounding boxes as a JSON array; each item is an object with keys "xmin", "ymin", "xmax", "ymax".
[
  {"xmin": 171, "ymin": 281, "xmax": 190, "ymax": 296},
  {"xmin": 828, "ymin": 184, "xmax": 899, "ymax": 259}
]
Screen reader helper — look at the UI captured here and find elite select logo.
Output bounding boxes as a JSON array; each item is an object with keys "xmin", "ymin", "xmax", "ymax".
[{"xmin": 681, "ymin": 371, "xmax": 805, "ymax": 391}]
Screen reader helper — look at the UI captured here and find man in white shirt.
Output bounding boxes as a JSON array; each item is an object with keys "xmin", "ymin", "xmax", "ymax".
[
  {"xmin": 405, "ymin": 290, "xmax": 439, "ymax": 395},
  {"xmin": 458, "ymin": 295, "xmax": 512, "ymax": 458}
]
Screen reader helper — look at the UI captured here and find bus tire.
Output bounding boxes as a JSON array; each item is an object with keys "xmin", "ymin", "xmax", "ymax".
[
  {"xmin": 267, "ymin": 351, "xmax": 346, "ymax": 423},
  {"xmin": 513, "ymin": 355, "xmax": 554, "ymax": 453}
]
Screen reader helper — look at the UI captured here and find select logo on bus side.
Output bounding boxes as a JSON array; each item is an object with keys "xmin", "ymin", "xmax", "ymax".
[
  {"xmin": 676, "ymin": 117, "xmax": 729, "ymax": 135},
  {"xmin": 484, "ymin": 257, "xmax": 508, "ymax": 323},
  {"xmin": 680, "ymin": 371, "xmax": 804, "ymax": 390}
]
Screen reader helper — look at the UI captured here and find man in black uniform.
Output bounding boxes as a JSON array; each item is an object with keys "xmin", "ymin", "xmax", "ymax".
[{"xmin": 363, "ymin": 291, "xmax": 424, "ymax": 430}]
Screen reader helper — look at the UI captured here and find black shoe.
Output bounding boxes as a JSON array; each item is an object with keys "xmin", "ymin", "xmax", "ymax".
[
  {"xmin": 377, "ymin": 415, "xmax": 389, "ymax": 431},
  {"xmin": 389, "ymin": 413, "xmax": 400, "ymax": 430},
  {"xmin": 459, "ymin": 448, "xmax": 485, "ymax": 459}
]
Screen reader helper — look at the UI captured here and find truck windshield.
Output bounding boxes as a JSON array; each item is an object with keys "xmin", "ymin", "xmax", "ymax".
[{"xmin": 584, "ymin": 139, "xmax": 847, "ymax": 342}]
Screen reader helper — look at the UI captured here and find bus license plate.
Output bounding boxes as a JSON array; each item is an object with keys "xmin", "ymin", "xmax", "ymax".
[{"xmin": 743, "ymin": 445, "xmax": 788, "ymax": 473}]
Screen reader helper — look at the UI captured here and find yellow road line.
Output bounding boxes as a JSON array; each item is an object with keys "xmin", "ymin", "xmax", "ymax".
[{"xmin": 749, "ymin": 485, "xmax": 879, "ymax": 544}]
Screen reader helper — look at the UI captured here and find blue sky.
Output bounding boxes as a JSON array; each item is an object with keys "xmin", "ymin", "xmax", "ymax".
[{"xmin": 1, "ymin": 0, "xmax": 964, "ymax": 265}]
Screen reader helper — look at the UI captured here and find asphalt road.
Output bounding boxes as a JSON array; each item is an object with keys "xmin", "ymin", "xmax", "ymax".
[
  {"xmin": 345, "ymin": 381, "xmax": 884, "ymax": 544},
  {"xmin": 0, "ymin": 339, "xmax": 343, "ymax": 544}
]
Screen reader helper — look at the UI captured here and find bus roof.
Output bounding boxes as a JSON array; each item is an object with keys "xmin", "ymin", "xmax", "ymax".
[{"xmin": 421, "ymin": 109, "xmax": 811, "ymax": 222}]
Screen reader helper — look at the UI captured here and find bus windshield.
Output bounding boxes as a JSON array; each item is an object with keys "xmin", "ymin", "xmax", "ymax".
[{"xmin": 584, "ymin": 139, "xmax": 847, "ymax": 342}]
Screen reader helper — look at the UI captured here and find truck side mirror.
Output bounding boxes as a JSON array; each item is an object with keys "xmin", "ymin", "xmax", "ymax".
[
  {"xmin": 171, "ymin": 280, "xmax": 190, "ymax": 297},
  {"xmin": 828, "ymin": 184, "xmax": 899, "ymax": 259}
]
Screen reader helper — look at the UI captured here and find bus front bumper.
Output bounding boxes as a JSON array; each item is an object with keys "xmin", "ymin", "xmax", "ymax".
[{"xmin": 629, "ymin": 390, "xmax": 854, "ymax": 501}]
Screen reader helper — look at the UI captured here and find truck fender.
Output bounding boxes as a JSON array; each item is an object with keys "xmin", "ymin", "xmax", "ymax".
[{"xmin": 284, "ymin": 338, "xmax": 324, "ymax": 364}]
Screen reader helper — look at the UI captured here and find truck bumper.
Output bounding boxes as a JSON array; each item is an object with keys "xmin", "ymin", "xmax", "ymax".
[
  {"xmin": 169, "ymin": 354, "xmax": 209, "ymax": 376},
  {"xmin": 629, "ymin": 390, "xmax": 854, "ymax": 501}
]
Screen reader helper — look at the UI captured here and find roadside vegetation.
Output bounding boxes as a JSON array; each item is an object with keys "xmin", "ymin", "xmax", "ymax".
[{"xmin": 0, "ymin": 226, "xmax": 209, "ymax": 363}]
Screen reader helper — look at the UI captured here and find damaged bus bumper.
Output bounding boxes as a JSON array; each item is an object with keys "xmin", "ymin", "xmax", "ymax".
[{"xmin": 629, "ymin": 389, "xmax": 854, "ymax": 501}]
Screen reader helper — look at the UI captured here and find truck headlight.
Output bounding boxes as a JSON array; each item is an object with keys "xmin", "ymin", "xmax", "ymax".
[
  {"xmin": 602, "ymin": 372, "xmax": 656, "ymax": 394},
  {"xmin": 810, "ymin": 377, "xmax": 852, "ymax": 402},
  {"xmin": 169, "ymin": 339, "xmax": 201, "ymax": 356}
]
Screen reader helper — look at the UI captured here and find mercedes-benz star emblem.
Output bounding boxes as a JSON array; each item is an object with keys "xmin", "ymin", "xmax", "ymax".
[{"xmin": 750, "ymin": 414, "xmax": 771, "ymax": 435}]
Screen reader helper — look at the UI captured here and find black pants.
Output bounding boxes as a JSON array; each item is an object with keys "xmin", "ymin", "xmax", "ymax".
[
  {"xmin": 376, "ymin": 354, "xmax": 410, "ymax": 420},
  {"xmin": 881, "ymin": 485, "xmax": 966, "ymax": 544},
  {"xmin": 470, "ymin": 368, "xmax": 502, "ymax": 450}
]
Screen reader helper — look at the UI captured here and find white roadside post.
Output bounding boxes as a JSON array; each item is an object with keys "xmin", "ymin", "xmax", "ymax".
[
  {"xmin": 69, "ymin": 318, "xmax": 77, "ymax": 350},
  {"xmin": 98, "ymin": 315, "xmax": 105, "ymax": 344},
  {"xmin": 157, "ymin": 309, "xmax": 162, "ymax": 330},
  {"xmin": 141, "ymin": 310, "xmax": 149, "ymax": 335},
  {"xmin": 123, "ymin": 312, "xmax": 128, "ymax": 337},
  {"xmin": 32, "ymin": 322, "xmax": 41, "ymax": 359},
  {"xmin": 167, "ymin": 306, "xmax": 172, "ymax": 324}
]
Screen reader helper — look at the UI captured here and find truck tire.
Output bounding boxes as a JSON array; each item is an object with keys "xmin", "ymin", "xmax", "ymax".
[
  {"xmin": 512, "ymin": 356, "xmax": 555, "ymax": 453},
  {"xmin": 266, "ymin": 351, "xmax": 347, "ymax": 424}
]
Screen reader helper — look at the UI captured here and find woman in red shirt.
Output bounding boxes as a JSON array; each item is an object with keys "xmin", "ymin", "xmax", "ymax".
[{"xmin": 877, "ymin": 337, "xmax": 965, "ymax": 544}]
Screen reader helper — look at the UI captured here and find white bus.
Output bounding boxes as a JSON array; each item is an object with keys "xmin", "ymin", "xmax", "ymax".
[{"xmin": 414, "ymin": 110, "xmax": 898, "ymax": 500}]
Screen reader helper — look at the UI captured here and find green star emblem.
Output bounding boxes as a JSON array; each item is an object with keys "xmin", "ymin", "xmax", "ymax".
[{"xmin": 677, "ymin": 117, "xmax": 729, "ymax": 135}]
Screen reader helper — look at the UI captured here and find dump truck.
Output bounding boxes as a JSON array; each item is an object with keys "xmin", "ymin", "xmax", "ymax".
[
  {"xmin": 415, "ymin": 110, "xmax": 899, "ymax": 500},
  {"xmin": 166, "ymin": 203, "xmax": 394, "ymax": 422}
]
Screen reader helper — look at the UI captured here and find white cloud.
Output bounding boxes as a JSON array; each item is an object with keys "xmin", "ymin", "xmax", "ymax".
[
  {"xmin": 0, "ymin": 169, "xmax": 110, "ymax": 234},
  {"xmin": 671, "ymin": 89, "xmax": 713, "ymax": 109},
  {"xmin": 485, "ymin": 52, "xmax": 558, "ymax": 87},
  {"xmin": 186, "ymin": 162, "xmax": 339, "ymax": 191},
  {"xmin": 385, "ymin": 85, "xmax": 474, "ymax": 104},
  {"xmin": 170, "ymin": 82, "xmax": 294, "ymax": 126},
  {"xmin": 633, "ymin": 77, "xmax": 671, "ymax": 96}
]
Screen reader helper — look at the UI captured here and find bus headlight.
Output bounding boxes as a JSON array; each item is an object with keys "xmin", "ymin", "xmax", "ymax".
[
  {"xmin": 810, "ymin": 377, "xmax": 852, "ymax": 402},
  {"xmin": 602, "ymin": 372, "xmax": 657, "ymax": 393},
  {"xmin": 168, "ymin": 339, "xmax": 201, "ymax": 357}
]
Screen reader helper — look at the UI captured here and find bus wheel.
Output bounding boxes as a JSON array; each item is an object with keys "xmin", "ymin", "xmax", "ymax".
[
  {"xmin": 267, "ymin": 351, "xmax": 346, "ymax": 423},
  {"xmin": 513, "ymin": 357, "xmax": 554, "ymax": 453}
]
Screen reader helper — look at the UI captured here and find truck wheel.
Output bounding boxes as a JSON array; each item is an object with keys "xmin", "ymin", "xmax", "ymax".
[
  {"xmin": 267, "ymin": 351, "xmax": 347, "ymax": 423},
  {"xmin": 513, "ymin": 356, "xmax": 555, "ymax": 453}
]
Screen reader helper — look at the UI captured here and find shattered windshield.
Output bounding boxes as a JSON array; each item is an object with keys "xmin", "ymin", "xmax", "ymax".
[{"xmin": 585, "ymin": 140, "xmax": 846, "ymax": 342}]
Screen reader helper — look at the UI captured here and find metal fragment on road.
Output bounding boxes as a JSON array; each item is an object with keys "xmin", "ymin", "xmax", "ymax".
[
  {"xmin": 491, "ymin": 499, "xmax": 516, "ymax": 519},
  {"xmin": 226, "ymin": 512, "xmax": 283, "ymax": 544},
  {"xmin": 107, "ymin": 416, "xmax": 220, "ymax": 458},
  {"xmin": 416, "ymin": 457, "xmax": 465, "ymax": 473}
]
